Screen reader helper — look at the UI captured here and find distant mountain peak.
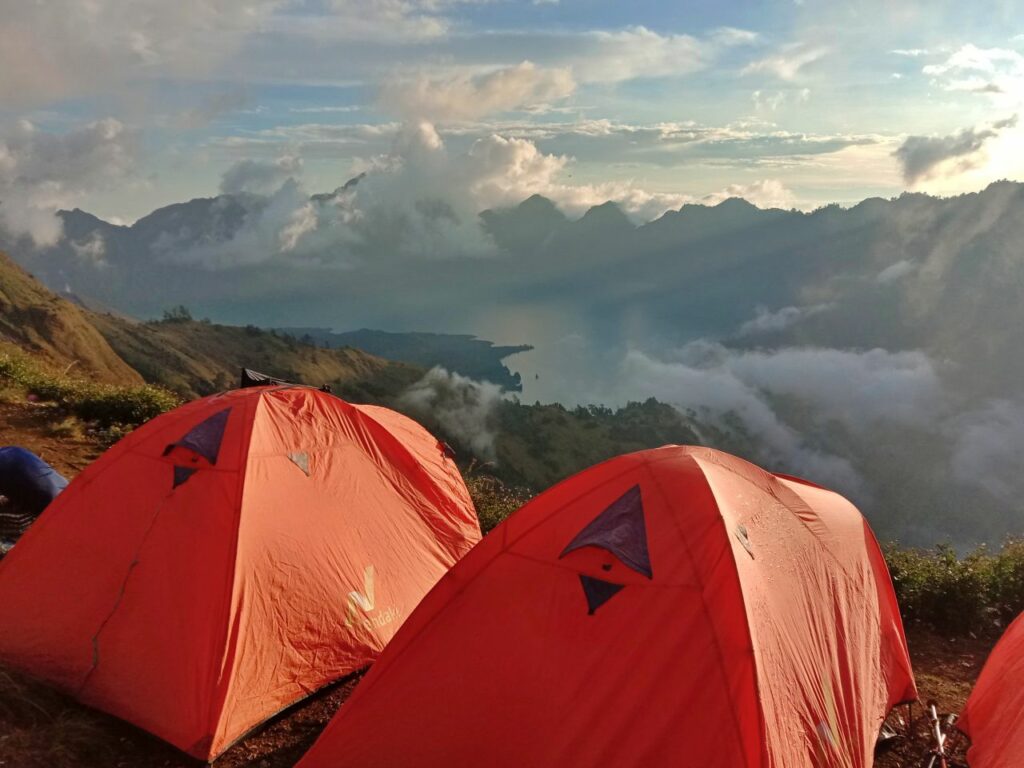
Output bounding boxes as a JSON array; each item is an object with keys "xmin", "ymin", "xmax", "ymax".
[
  {"xmin": 516, "ymin": 194, "xmax": 561, "ymax": 215},
  {"xmin": 577, "ymin": 200, "xmax": 633, "ymax": 230},
  {"xmin": 713, "ymin": 197, "xmax": 759, "ymax": 211}
]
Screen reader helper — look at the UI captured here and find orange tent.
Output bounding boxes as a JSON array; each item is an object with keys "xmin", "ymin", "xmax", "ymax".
[
  {"xmin": 298, "ymin": 445, "xmax": 916, "ymax": 768},
  {"xmin": 959, "ymin": 611, "xmax": 1024, "ymax": 768},
  {"xmin": 0, "ymin": 386, "xmax": 480, "ymax": 760}
]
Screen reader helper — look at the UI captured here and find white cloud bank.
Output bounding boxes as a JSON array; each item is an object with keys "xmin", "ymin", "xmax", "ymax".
[
  {"xmin": 950, "ymin": 400, "xmax": 1024, "ymax": 504},
  {"xmin": 0, "ymin": 119, "xmax": 137, "ymax": 246}
]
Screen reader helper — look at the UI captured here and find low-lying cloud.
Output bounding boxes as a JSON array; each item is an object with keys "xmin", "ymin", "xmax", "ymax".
[
  {"xmin": 894, "ymin": 116, "xmax": 1017, "ymax": 184},
  {"xmin": 619, "ymin": 347, "xmax": 864, "ymax": 494},
  {"xmin": 220, "ymin": 154, "xmax": 303, "ymax": 195},
  {"xmin": 950, "ymin": 399, "xmax": 1024, "ymax": 504},
  {"xmin": 400, "ymin": 367, "xmax": 505, "ymax": 461},
  {"xmin": 165, "ymin": 119, "xmax": 713, "ymax": 268}
]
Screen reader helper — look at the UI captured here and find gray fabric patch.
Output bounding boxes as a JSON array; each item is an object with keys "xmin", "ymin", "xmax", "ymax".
[
  {"xmin": 287, "ymin": 451, "xmax": 310, "ymax": 476},
  {"xmin": 735, "ymin": 523, "xmax": 755, "ymax": 559}
]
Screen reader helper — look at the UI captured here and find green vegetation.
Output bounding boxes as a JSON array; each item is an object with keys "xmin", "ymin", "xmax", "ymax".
[
  {"xmin": 0, "ymin": 350, "xmax": 179, "ymax": 428},
  {"xmin": 492, "ymin": 398, "xmax": 722, "ymax": 491},
  {"xmin": 464, "ymin": 468, "xmax": 532, "ymax": 535},
  {"xmin": 885, "ymin": 540, "xmax": 1024, "ymax": 637}
]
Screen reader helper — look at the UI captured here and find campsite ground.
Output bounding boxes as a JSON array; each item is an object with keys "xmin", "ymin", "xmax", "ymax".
[
  {"xmin": 0, "ymin": 394, "xmax": 996, "ymax": 767},
  {"xmin": 0, "ymin": 626, "xmax": 989, "ymax": 767}
]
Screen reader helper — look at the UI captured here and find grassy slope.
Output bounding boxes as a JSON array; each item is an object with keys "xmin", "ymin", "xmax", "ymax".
[
  {"xmin": 0, "ymin": 253, "xmax": 142, "ymax": 385},
  {"xmin": 0, "ymin": 248, "xmax": 422, "ymax": 405},
  {"xmin": 89, "ymin": 314, "xmax": 422, "ymax": 400}
]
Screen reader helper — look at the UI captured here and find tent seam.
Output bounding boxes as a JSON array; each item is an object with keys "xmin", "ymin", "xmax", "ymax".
[
  {"xmin": 331, "ymin": 449, "xmax": 703, "ymax": 723},
  {"xmin": 75, "ymin": 493, "xmax": 173, "ymax": 697},
  {"xmin": 201, "ymin": 391, "xmax": 262, "ymax": 760},
  {"xmin": 644, "ymin": 458, "xmax": 765, "ymax": 768}
]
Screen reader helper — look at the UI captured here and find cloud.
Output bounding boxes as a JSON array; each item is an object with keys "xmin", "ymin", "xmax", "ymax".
[
  {"xmin": 714, "ymin": 344, "xmax": 942, "ymax": 430},
  {"xmin": 400, "ymin": 367, "xmax": 504, "ymax": 461},
  {"xmin": 289, "ymin": 105, "xmax": 364, "ymax": 114},
  {"xmin": 0, "ymin": 1, "xmax": 285, "ymax": 107},
  {"xmin": 922, "ymin": 44, "xmax": 1024, "ymax": 77},
  {"xmin": 568, "ymin": 26, "xmax": 704, "ymax": 83},
  {"xmin": 752, "ymin": 88, "xmax": 811, "ymax": 112},
  {"xmin": 701, "ymin": 179, "xmax": 796, "ymax": 209},
  {"xmin": 0, "ymin": 118, "xmax": 138, "ymax": 246},
  {"xmin": 876, "ymin": 259, "xmax": 915, "ymax": 283},
  {"xmin": 921, "ymin": 44, "xmax": 1024, "ymax": 98},
  {"xmin": 950, "ymin": 399, "xmax": 1024, "ymax": 503},
  {"xmin": 742, "ymin": 43, "xmax": 827, "ymax": 81},
  {"xmin": 177, "ymin": 90, "xmax": 250, "ymax": 130},
  {"xmin": 737, "ymin": 304, "xmax": 831, "ymax": 336},
  {"xmin": 380, "ymin": 61, "xmax": 576, "ymax": 122},
  {"xmin": 189, "ymin": 119, "xmax": 710, "ymax": 268},
  {"xmin": 619, "ymin": 348, "xmax": 863, "ymax": 492},
  {"xmin": 183, "ymin": 120, "xmax": 824, "ymax": 271},
  {"xmin": 69, "ymin": 231, "xmax": 109, "ymax": 269},
  {"xmin": 893, "ymin": 116, "xmax": 1017, "ymax": 184},
  {"xmin": 220, "ymin": 154, "xmax": 303, "ymax": 195},
  {"xmin": 227, "ymin": 117, "xmax": 877, "ymax": 171},
  {"xmin": 709, "ymin": 27, "xmax": 760, "ymax": 46},
  {"xmin": 607, "ymin": 342, "xmax": 942, "ymax": 495}
]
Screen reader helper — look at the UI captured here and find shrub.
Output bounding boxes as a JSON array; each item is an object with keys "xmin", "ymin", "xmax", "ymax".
[
  {"xmin": 987, "ymin": 538, "xmax": 1024, "ymax": 625},
  {"xmin": 884, "ymin": 540, "xmax": 1024, "ymax": 637},
  {"xmin": 0, "ymin": 351, "xmax": 179, "ymax": 428},
  {"xmin": 885, "ymin": 544, "xmax": 994, "ymax": 635},
  {"xmin": 73, "ymin": 385, "xmax": 179, "ymax": 425},
  {"xmin": 464, "ymin": 469, "xmax": 532, "ymax": 534}
]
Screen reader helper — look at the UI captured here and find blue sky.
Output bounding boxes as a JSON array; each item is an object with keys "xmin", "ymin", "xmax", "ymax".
[{"xmin": 2, "ymin": 0, "xmax": 1024, "ymax": 235}]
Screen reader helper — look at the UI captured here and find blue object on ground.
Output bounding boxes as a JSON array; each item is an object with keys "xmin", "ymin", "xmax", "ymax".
[{"xmin": 0, "ymin": 446, "xmax": 68, "ymax": 511}]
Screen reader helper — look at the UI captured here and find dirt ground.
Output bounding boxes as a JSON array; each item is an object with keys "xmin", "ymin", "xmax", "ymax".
[
  {"xmin": 0, "ymin": 398, "xmax": 103, "ymax": 478},
  {"xmin": 875, "ymin": 628, "xmax": 990, "ymax": 768},
  {"xmin": 0, "ymin": 626, "xmax": 993, "ymax": 768}
]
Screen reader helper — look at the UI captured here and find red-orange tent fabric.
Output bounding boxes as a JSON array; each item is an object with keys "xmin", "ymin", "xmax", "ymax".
[
  {"xmin": 0, "ymin": 386, "xmax": 480, "ymax": 760},
  {"xmin": 298, "ymin": 445, "xmax": 916, "ymax": 768},
  {"xmin": 959, "ymin": 611, "xmax": 1024, "ymax": 768}
]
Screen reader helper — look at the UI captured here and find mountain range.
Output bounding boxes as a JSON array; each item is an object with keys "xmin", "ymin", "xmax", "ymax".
[{"xmin": 4, "ymin": 181, "xmax": 1024, "ymax": 545}]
